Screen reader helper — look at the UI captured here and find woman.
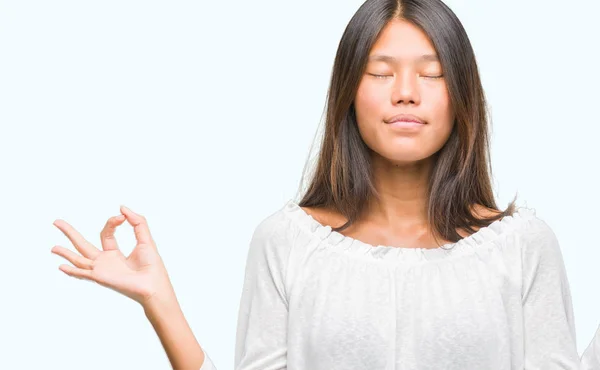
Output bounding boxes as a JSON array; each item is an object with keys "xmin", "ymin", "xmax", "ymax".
[{"xmin": 51, "ymin": 0, "xmax": 600, "ymax": 368}]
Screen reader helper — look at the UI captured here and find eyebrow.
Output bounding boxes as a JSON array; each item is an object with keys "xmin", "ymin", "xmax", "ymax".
[{"xmin": 368, "ymin": 54, "xmax": 440, "ymax": 63}]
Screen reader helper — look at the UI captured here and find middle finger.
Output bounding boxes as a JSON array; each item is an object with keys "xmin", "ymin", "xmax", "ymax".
[{"xmin": 53, "ymin": 219, "xmax": 100, "ymax": 259}]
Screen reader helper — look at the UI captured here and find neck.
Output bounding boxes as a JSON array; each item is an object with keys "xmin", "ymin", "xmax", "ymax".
[{"xmin": 363, "ymin": 153, "xmax": 435, "ymax": 231}]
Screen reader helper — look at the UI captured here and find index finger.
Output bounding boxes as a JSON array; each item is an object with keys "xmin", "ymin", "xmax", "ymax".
[
  {"xmin": 119, "ymin": 205, "xmax": 154, "ymax": 247},
  {"xmin": 100, "ymin": 215, "xmax": 127, "ymax": 251}
]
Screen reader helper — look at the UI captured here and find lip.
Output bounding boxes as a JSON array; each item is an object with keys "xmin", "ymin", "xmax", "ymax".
[{"xmin": 385, "ymin": 114, "xmax": 426, "ymax": 125}]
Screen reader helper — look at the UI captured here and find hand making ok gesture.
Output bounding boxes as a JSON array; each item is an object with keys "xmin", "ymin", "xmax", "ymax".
[{"xmin": 51, "ymin": 206, "xmax": 175, "ymax": 307}]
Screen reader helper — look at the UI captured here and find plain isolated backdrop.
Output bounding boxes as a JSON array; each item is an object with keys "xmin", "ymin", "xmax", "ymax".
[{"xmin": 1, "ymin": 0, "xmax": 599, "ymax": 368}]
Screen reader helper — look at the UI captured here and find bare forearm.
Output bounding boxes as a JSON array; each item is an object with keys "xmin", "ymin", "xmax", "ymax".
[{"xmin": 144, "ymin": 293, "xmax": 205, "ymax": 370}]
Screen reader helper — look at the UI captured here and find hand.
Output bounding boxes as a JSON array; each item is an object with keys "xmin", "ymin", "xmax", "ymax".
[{"xmin": 51, "ymin": 205, "xmax": 176, "ymax": 308}]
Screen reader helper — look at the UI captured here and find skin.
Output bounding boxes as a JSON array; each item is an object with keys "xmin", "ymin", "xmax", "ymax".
[
  {"xmin": 51, "ymin": 207, "xmax": 206, "ymax": 369},
  {"xmin": 303, "ymin": 19, "xmax": 499, "ymax": 249}
]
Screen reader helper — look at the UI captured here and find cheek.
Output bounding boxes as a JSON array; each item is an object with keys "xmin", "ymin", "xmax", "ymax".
[
  {"xmin": 429, "ymin": 87, "xmax": 453, "ymax": 120},
  {"xmin": 354, "ymin": 82, "xmax": 387, "ymax": 123},
  {"xmin": 426, "ymin": 89, "xmax": 454, "ymax": 139}
]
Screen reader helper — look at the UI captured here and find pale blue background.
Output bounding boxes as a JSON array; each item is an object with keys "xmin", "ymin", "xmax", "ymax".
[{"xmin": 1, "ymin": 0, "xmax": 599, "ymax": 368}]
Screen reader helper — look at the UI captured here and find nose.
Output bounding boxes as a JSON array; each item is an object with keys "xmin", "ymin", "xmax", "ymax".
[{"xmin": 390, "ymin": 71, "xmax": 420, "ymax": 105}]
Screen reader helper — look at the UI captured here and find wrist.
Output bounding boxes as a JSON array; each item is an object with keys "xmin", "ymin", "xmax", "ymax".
[{"xmin": 142, "ymin": 289, "xmax": 180, "ymax": 320}]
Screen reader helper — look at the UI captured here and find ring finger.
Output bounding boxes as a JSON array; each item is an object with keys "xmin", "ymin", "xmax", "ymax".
[{"xmin": 51, "ymin": 245, "xmax": 93, "ymax": 269}]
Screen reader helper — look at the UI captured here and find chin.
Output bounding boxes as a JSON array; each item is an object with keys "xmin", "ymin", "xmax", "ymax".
[{"xmin": 375, "ymin": 149, "xmax": 434, "ymax": 165}]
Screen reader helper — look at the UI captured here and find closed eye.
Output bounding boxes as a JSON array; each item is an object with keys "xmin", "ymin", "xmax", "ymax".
[
  {"xmin": 367, "ymin": 73, "xmax": 444, "ymax": 79},
  {"xmin": 368, "ymin": 73, "xmax": 391, "ymax": 79}
]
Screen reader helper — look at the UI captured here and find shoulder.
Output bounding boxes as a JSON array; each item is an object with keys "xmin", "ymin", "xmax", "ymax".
[
  {"xmin": 300, "ymin": 204, "xmax": 346, "ymax": 228},
  {"xmin": 251, "ymin": 204, "xmax": 298, "ymax": 243},
  {"xmin": 247, "ymin": 204, "xmax": 298, "ymax": 259},
  {"xmin": 470, "ymin": 204, "xmax": 556, "ymax": 253},
  {"xmin": 512, "ymin": 211, "xmax": 568, "ymax": 274},
  {"xmin": 519, "ymin": 214, "xmax": 561, "ymax": 251}
]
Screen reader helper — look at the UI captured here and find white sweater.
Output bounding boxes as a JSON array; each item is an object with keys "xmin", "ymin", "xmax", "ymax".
[{"xmin": 199, "ymin": 200, "xmax": 600, "ymax": 369}]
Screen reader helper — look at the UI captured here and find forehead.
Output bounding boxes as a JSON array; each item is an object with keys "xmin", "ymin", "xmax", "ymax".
[{"xmin": 369, "ymin": 19, "xmax": 438, "ymax": 61}]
